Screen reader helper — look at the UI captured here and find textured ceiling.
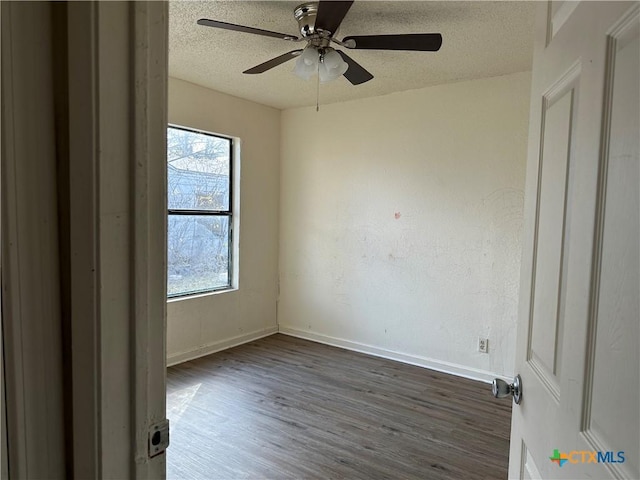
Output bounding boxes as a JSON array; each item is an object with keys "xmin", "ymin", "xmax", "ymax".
[{"xmin": 169, "ymin": 1, "xmax": 536, "ymax": 110}]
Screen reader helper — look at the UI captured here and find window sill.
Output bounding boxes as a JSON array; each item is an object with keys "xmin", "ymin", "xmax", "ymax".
[{"xmin": 167, "ymin": 287, "xmax": 238, "ymax": 303}]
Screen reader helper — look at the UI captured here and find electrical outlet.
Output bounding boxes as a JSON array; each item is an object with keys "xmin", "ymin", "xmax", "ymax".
[{"xmin": 478, "ymin": 337, "xmax": 489, "ymax": 354}]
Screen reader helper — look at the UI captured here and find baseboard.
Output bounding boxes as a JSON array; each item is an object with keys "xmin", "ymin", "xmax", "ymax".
[
  {"xmin": 167, "ymin": 324, "xmax": 509, "ymax": 383},
  {"xmin": 278, "ymin": 327, "xmax": 507, "ymax": 384},
  {"xmin": 167, "ymin": 326, "xmax": 278, "ymax": 367}
]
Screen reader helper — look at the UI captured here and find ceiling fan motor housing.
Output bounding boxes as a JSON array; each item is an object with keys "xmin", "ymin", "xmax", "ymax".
[{"xmin": 294, "ymin": 3, "xmax": 321, "ymax": 38}]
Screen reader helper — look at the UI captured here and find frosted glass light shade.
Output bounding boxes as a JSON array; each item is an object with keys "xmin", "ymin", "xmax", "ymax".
[
  {"xmin": 323, "ymin": 49, "xmax": 342, "ymax": 69},
  {"xmin": 319, "ymin": 50, "xmax": 348, "ymax": 83},
  {"xmin": 301, "ymin": 46, "xmax": 318, "ymax": 66},
  {"xmin": 293, "ymin": 47, "xmax": 319, "ymax": 80}
]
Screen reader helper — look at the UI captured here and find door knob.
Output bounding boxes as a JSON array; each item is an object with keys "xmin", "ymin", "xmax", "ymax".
[{"xmin": 492, "ymin": 374, "xmax": 522, "ymax": 404}]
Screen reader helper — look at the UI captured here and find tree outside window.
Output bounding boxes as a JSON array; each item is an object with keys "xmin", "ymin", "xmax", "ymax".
[{"xmin": 167, "ymin": 126, "xmax": 234, "ymax": 297}]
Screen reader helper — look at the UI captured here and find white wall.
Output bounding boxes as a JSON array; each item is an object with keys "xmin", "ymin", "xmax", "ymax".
[
  {"xmin": 167, "ymin": 78, "xmax": 280, "ymax": 364},
  {"xmin": 278, "ymin": 72, "xmax": 531, "ymax": 381}
]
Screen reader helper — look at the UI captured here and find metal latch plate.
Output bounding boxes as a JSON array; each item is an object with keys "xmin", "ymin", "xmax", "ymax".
[{"xmin": 149, "ymin": 419, "xmax": 170, "ymax": 457}]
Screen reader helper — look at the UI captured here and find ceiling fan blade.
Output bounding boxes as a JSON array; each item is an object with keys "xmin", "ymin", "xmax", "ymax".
[
  {"xmin": 336, "ymin": 51, "xmax": 373, "ymax": 85},
  {"xmin": 315, "ymin": 1, "xmax": 354, "ymax": 35},
  {"xmin": 343, "ymin": 33, "xmax": 443, "ymax": 51},
  {"xmin": 197, "ymin": 19, "xmax": 298, "ymax": 41},
  {"xmin": 243, "ymin": 50, "xmax": 303, "ymax": 74}
]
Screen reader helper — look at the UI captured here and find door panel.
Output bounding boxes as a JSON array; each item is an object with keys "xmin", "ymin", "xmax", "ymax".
[
  {"xmin": 547, "ymin": 2, "xmax": 580, "ymax": 44},
  {"xmin": 509, "ymin": 2, "xmax": 639, "ymax": 479},
  {"xmin": 528, "ymin": 75, "xmax": 578, "ymax": 400},
  {"xmin": 520, "ymin": 441, "xmax": 544, "ymax": 480},
  {"xmin": 582, "ymin": 12, "xmax": 639, "ymax": 479}
]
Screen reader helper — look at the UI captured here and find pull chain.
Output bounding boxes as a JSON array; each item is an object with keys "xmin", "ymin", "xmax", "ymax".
[{"xmin": 316, "ymin": 56, "xmax": 320, "ymax": 112}]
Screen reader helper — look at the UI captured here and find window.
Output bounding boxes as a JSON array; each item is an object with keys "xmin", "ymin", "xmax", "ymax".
[{"xmin": 167, "ymin": 126, "xmax": 234, "ymax": 298}]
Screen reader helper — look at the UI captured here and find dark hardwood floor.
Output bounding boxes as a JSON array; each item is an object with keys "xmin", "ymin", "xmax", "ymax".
[{"xmin": 167, "ymin": 334, "xmax": 512, "ymax": 480}]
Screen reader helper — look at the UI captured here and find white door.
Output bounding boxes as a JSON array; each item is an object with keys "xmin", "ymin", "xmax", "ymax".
[{"xmin": 509, "ymin": 2, "xmax": 639, "ymax": 479}]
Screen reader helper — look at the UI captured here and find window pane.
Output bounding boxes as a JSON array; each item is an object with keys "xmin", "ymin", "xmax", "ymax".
[
  {"xmin": 167, "ymin": 215, "xmax": 230, "ymax": 296},
  {"xmin": 167, "ymin": 127, "xmax": 230, "ymax": 211}
]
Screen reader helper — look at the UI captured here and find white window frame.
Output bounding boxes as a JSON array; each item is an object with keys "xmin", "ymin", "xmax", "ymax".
[{"xmin": 167, "ymin": 124, "xmax": 236, "ymax": 298}]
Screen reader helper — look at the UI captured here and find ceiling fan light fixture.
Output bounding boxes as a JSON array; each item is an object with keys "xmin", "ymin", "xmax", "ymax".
[
  {"xmin": 301, "ymin": 45, "xmax": 319, "ymax": 66},
  {"xmin": 293, "ymin": 46, "xmax": 319, "ymax": 80},
  {"xmin": 319, "ymin": 49, "xmax": 348, "ymax": 82},
  {"xmin": 322, "ymin": 49, "xmax": 341, "ymax": 69}
]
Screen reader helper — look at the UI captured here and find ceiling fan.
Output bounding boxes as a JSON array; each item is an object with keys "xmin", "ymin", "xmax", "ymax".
[{"xmin": 197, "ymin": 1, "xmax": 443, "ymax": 85}]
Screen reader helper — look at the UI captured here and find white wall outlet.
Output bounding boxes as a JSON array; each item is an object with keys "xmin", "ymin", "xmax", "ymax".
[{"xmin": 478, "ymin": 337, "xmax": 489, "ymax": 353}]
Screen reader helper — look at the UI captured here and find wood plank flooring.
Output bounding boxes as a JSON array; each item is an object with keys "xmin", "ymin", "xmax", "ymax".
[{"xmin": 167, "ymin": 334, "xmax": 512, "ymax": 479}]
